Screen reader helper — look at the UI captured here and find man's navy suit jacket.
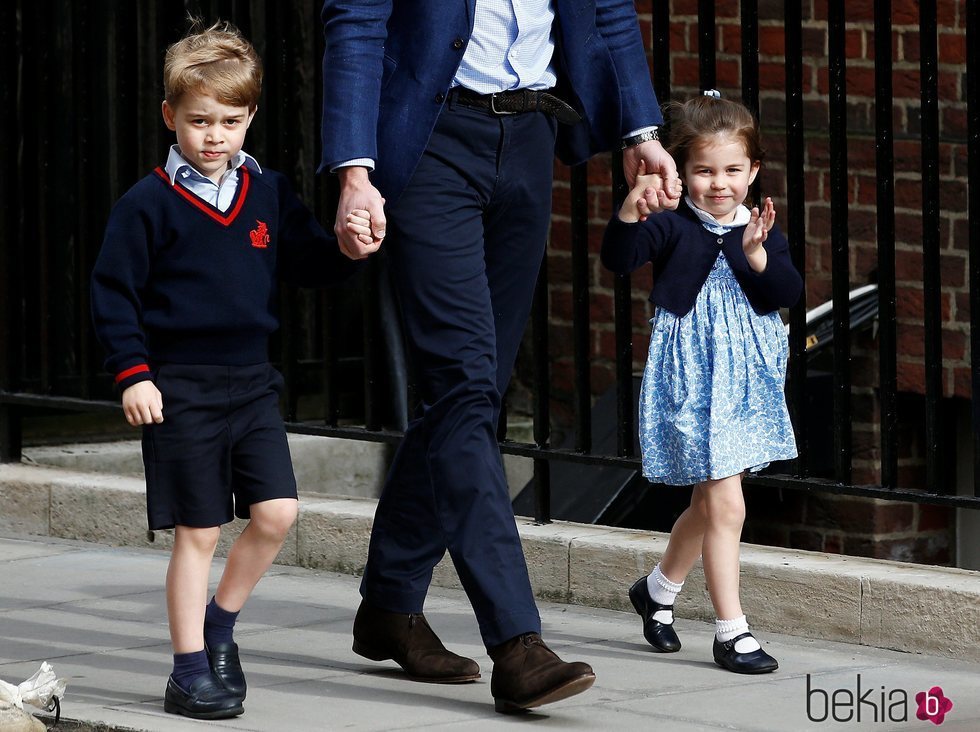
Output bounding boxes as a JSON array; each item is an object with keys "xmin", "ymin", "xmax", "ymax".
[{"xmin": 320, "ymin": 0, "xmax": 663, "ymax": 203}]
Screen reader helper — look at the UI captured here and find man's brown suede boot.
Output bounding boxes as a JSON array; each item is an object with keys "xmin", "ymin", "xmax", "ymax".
[
  {"xmin": 488, "ymin": 632, "xmax": 595, "ymax": 713},
  {"xmin": 352, "ymin": 601, "xmax": 481, "ymax": 683}
]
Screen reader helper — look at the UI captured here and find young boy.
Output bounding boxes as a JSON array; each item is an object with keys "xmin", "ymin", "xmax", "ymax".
[{"xmin": 91, "ymin": 20, "xmax": 367, "ymax": 720}]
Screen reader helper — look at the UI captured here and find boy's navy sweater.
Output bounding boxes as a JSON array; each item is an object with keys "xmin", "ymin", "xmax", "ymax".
[
  {"xmin": 601, "ymin": 200, "xmax": 803, "ymax": 316},
  {"xmin": 91, "ymin": 165, "xmax": 359, "ymax": 390}
]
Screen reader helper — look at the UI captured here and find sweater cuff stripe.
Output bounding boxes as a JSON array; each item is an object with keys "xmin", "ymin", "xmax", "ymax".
[{"xmin": 115, "ymin": 364, "xmax": 150, "ymax": 383}]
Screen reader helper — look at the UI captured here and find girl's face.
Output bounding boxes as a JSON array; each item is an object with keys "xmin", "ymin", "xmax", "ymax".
[{"xmin": 681, "ymin": 134, "xmax": 760, "ymax": 224}]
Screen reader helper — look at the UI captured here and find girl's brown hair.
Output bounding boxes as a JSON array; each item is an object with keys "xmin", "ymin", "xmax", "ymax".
[
  {"xmin": 665, "ymin": 95, "xmax": 764, "ymax": 173},
  {"xmin": 164, "ymin": 19, "xmax": 262, "ymax": 110}
]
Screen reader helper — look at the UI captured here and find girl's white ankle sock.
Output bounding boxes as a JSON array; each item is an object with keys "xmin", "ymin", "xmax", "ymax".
[
  {"xmin": 715, "ymin": 615, "xmax": 761, "ymax": 652},
  {"xmin": 646, "ymin": 564, "xmax": 683, "ymax": 623}
]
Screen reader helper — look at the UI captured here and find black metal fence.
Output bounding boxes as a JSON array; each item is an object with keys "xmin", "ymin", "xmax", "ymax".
[{"xmin": 2, "ymin": 1, "xmax": 979, "ymax": 526}]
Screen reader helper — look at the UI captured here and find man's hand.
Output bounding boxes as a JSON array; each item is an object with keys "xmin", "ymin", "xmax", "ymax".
[
  {"xmin": 121, "ymin": 381, "xmax": 163, "ymax": 426},
  {"xmin": 335, "ymin": 167, "xmax": 386, "ymax": 260},
  {"xmin": 623, "ymin": 139, "xmax": 680, "ymax": 205}
]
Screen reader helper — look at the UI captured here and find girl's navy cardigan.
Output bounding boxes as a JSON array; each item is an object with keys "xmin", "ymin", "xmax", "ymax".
[{"xmin": 601, "ymin": 200, "xmax": 803, "ymax": 317}]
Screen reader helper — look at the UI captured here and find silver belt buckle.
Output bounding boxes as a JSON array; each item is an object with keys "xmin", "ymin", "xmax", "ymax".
[{"xmin": 489, "ymin": 92, "xmax": 517, "ymax": 116}]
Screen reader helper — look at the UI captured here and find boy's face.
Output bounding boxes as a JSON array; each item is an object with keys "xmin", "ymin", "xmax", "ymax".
[{"xmin": 162, "ymin": 90, "xmax": 255, "ymax": 185}]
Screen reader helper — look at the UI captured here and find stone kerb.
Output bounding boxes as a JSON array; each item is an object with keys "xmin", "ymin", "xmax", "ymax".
[
  {"xmin": 295, "ymin": 497, "xmax": 375, "ymax": 574},
  {"xmin": 858, "ymin": 565, "xmax": 980, "ymax": 658}
]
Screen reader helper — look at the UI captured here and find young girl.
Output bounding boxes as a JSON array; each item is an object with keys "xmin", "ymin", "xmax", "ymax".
[{"xmin": 601, "ymin": 93, "xmax": 802, "ymax": 674}]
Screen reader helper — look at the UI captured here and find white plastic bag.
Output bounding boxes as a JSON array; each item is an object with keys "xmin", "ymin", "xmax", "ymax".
[{"xmin": 0, "ymin": 662, "xmax": 68, "ymax": 710}]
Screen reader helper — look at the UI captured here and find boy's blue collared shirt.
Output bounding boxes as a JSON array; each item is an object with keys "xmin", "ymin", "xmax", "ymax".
[{"xmin": 163, "ymin": 145, "xmax": 262, "ymax": 212}]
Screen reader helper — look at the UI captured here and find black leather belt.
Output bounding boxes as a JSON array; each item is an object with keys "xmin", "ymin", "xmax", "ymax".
[{"xmin": 450, "ymin": 87, "xmax": 582, "ymax": 125}]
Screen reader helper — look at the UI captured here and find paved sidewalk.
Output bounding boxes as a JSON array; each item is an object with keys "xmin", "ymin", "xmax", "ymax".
[{"xmin": 1, "ymin": 535, "xmax": 978, "ymax": 732}]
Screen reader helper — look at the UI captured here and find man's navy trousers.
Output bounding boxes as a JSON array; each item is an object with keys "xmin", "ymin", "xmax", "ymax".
[{"xmin": 360, "ymin": 98, "xmax": 558, "ymax": 647}]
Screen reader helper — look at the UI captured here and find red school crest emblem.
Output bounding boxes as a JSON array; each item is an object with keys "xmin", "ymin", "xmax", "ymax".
[{"xmin": 249, "ymin": 220, "xmax": 270, "ymax": 249}]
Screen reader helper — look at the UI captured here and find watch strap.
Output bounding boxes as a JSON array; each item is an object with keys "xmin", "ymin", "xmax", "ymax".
[{"xmin": 621, "ymin": 128, "xmax": 660, "ymax": 150}]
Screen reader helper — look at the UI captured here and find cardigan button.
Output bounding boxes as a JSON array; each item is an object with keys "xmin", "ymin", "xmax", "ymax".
[
  {"xmin": 452, "ymin": 37, "xmax": 464, "ymax": 50},
  {"xmin": 717, "ymin": 237, "xmax": 724, "ymax": 245}
]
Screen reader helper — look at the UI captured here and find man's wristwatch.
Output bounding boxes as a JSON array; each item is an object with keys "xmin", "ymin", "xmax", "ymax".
[{"xmin": 621, "ymin": 128, "xmax": 659, "ymax": 150}]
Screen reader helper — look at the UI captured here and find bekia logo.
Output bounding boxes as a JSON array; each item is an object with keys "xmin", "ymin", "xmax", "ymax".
[
  {"xmin": 806, "ymin": 675, "xmax": 954, "ymax": 725},
  {"xmin": 915, "ymin": 687, "xmax": 953, "ymax": 726}
]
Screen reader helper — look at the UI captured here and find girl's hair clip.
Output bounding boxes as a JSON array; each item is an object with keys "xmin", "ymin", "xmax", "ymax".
[{"xmin": 703, "ymin": 89, "xmax": 722, "ymax": 98}]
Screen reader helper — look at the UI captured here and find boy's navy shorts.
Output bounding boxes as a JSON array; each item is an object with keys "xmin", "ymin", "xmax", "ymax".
[{"xmin": 141, "ymin": 363, "xmax": 297, "ymax": 530}]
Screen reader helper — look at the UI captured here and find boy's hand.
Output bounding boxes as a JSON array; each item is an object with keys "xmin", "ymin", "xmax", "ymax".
[
  {"xmin": 121, "ymin": 381, "xmax": 164, "ymax": 426},
  {"xmin": 743, "ymin": 197, "xmax": 775, "ymax": 272},
  {"xmin": 618, "ymin": 159, "xmax": 683, "ymax": 223},
  {"xmin": 345, "ymin": 209, "xmax": 375, "ymax": 247},
  {"xmin": 335, "ymin": 167, "xmax": 385, "ymax": 260}
]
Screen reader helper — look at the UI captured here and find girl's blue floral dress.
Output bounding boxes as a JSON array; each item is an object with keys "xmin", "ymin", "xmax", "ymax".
[{"xmin": 638, "ymin": 202, "xmax": 798, "ymax": 485}]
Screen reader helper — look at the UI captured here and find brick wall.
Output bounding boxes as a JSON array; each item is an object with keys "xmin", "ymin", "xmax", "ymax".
[{"xmin": 537, "ymin": 1, "xmax": 971, "ymax": 564}]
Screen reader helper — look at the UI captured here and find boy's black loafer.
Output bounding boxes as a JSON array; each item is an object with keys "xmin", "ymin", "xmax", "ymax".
[
  {"xmin": 208, "ymin": 641, "xmax": 247, "ymax": 699},
  {"xmin": 712, "ymin": 632, "xmax": 778, "ymax": 674},
  {"xmin": 628, "ymin": 577, "xmax": 681, "ymax": 652},
  {"xmin": 164, "ymin": 674, "xmax": 244, "ymax": 719}
]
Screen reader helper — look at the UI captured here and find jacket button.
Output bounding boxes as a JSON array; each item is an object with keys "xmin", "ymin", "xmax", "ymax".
[
  {"xmin": 452, "ymin": 37, "xmax": 464, "ymax": 50},
  {"xmin": 717, "ymin": 237, "xmax": 724, "ymax": 244},
  {"xmin": 434, "ymin": 92, "xmax": 445, "ymax": 103}
]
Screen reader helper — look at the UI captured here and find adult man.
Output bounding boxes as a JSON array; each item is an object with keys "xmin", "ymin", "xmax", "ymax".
[{"xmin": 320, "ymin": 0, "xmax": 678, "ymax": 713}]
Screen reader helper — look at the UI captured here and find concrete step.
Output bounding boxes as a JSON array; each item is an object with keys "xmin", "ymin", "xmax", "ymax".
[
  {"xmin": 2, "ymin": 461, "xmax": 977, "ymax": 664},
  {"xmin": 23, "ymin": 437, "xmax": 389, "ymax": 500},
  {"xmin": 23, "ymin": 438, "xmax": 534, "ymax": 501}
]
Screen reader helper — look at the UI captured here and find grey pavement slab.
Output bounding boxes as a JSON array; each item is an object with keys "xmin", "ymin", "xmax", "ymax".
[{"xmin": 1, "ymin": 535, "xmax": 978, "ymax": 732}]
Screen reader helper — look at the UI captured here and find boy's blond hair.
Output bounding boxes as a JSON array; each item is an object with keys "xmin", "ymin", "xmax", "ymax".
[{"xmin": 164, "ymin": 19, "xmax": 262, "ymax": 110}]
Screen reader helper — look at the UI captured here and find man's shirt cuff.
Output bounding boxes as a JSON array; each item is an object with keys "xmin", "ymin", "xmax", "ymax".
[{"xmin": 331, "ymin": 158, "xmax": 376, "ymax": 172}]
